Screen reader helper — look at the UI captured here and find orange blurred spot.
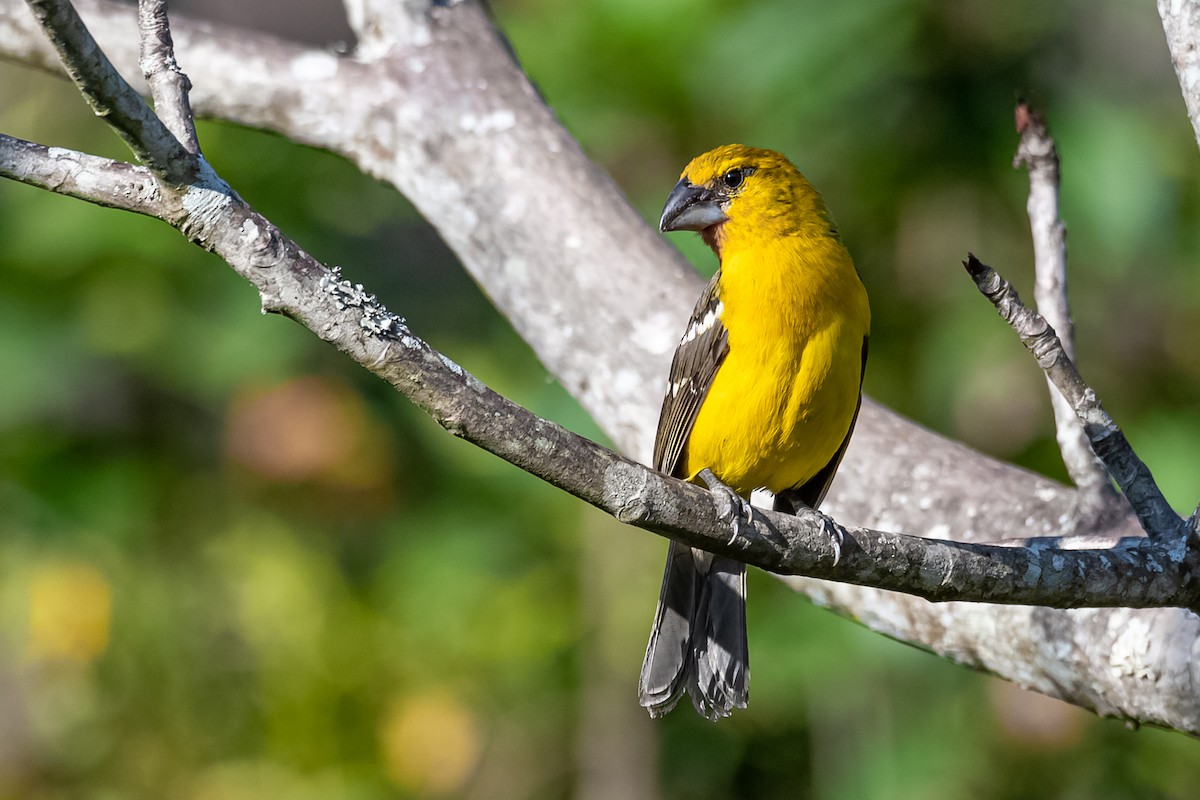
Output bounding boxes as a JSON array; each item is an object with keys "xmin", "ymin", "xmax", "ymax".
[
  {"xmin": 224, "ymin": 376, "xmax": 391, "ymax": 490},
  {"xmin": 989, "ymin": 678, "xmax": 1088, "ymax": 748},
  {"xmin": 28, "ymin": 562, "xmax": 112, "ymax": 663},
  {"xmin": 379, "ymin": 691, "xmax": 482, "ymax": 795}
]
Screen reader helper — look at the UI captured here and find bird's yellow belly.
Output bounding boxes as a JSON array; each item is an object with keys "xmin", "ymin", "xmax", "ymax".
[{"xmin": 682, "ymin": 323, "xmax": 861, "ymax": 498}]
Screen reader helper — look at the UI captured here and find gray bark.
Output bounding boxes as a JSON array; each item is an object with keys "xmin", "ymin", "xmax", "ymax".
[
  {"xmin": 1159, "ymin": 0, "xmax": 1200, "ymax": 149},
  {"xmin": 1013, "ymin": 103, "xmax": 1116, "ymax": 518}
]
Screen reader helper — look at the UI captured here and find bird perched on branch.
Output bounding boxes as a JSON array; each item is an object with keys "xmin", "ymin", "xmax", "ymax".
[{"xmin": 639, "ymin": 145, "xmax": 870, "ymax": 720}]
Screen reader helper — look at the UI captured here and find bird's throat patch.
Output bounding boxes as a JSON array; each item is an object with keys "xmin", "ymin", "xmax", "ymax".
[{"xmin": 701, "ymin": 221, "xmax": 728, "ymax": 258}]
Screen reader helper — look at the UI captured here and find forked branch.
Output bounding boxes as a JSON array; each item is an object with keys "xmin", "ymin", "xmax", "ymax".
[{"xmin": 963, "ymin": 255, "xmax": 1188, "ymax": 546}]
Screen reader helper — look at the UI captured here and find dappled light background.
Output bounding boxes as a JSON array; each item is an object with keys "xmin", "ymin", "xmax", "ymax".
[{"xmin": 1, "ymin": 0, "xmax": 1199, "ymax": 797}]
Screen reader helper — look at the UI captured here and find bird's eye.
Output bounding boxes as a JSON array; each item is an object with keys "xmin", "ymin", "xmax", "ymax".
[{"xmin": 721, "ymin": 169, "xmax": 744, "ymax": 189}]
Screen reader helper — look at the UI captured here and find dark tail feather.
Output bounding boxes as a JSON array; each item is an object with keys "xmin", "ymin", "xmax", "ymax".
[
  {"xmin": 688, "ymin": 555, "xmax": 749, "ymax": 720},
  {"xmin": 638, "ymin": 542, "xmax": 749, "ymax": 720},
  {"xmin": 638, "ymin": 541, "xmax": 697, "ymax": 716}
]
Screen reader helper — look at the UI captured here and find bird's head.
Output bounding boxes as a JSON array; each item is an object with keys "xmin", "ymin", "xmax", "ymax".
[{"xmin": 659, "ymin": 144, "xmax": 835, "ymax": 256}]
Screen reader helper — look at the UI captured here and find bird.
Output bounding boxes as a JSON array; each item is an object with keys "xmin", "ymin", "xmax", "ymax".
[{"xmin": 638, "ymin": 144, "xmax": 870, "ymax": 720}]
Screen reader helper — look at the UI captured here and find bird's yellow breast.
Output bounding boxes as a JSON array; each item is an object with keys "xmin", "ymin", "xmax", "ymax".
[{"xmin": 682, "ymin": 233, "xmax": 868, "ymax": 497}]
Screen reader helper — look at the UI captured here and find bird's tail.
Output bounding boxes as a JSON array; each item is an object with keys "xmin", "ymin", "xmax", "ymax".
[{"xmin": 638, "ymin": 541, "xmax": 749, "ymax": 720}]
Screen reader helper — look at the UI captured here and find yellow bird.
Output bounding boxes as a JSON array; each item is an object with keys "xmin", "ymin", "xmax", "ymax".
[{"xmin": 639, "ymin": 145, "xmax": 870, "ymax": 720}]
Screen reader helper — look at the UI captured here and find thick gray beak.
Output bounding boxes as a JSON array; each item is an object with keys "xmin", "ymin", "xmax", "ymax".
[{"xmin": 659, "ymin": 178, "xmax": 728, "ymax": 232}]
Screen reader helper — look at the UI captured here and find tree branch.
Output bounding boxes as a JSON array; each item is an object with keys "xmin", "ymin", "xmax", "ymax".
[
  {"xmin": 1013, "ymin": 102, "xmax": 1117, "ymax": 519},
  {"xmin": 22, "ymin": 0, "xmax": 193, "ymax": 183},
  {"xmin": 315, "ymin": 273, "xmax": 1198, "ymax": 612},
  {"xmin": 137, "ymin": 0, "xmax": 198, "ymax": 153},
  {"xmin": 964, "ymin": 255, "xmax": 1187, "ymax": 545},
  {"xmin": 0, "ymin": 133, "xmax": 170, "ymax": 214},
  {"xmin": 1158, "ymin": 0, "xmax": 1200, "ymax": 149},
  {"xmin": 342, "ymin": 0, "xmax": 430, "ymax": 58}
]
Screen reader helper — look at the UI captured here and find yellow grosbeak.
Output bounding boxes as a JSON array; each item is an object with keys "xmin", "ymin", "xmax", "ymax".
[{"xmin": 639, "ymin": 145, "xmax": 870, "ymax": 720}]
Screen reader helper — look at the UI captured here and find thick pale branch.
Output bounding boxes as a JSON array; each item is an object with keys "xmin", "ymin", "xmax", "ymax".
[
  {"xmin": 1158, "ymin": 0, "xmax": 1200, "ymax": 148},
  {"xmin": 964, "ymin": 255, "xmax": 1186, "ymax": 544},
  {"xmin": 342, "ymin": 0, "xmax": 430, "ymax": 58},
  {"xmin": 784, "ymin": 581, "xmax": 1200, "ymax": 732},
  {"xmin": 1013, "ymin": 102, "xmax": 1115, "ymax": 514}
]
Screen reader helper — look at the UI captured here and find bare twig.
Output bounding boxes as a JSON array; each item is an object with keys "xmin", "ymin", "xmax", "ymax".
[
  {"xmin": 23, "ymin": 0, "xmax": 193, "ymax": 183},
  {"xmin": 1014, "ymin": 103, "xmax": 1071, "ymax": 359},
  {"xmin": 0, "ymin": 134, "xmax": 170, "ymax": 214},
  {"xmin": 137, "ymin": 0, "xmax": 198, "ymax": 153},
  {"xmin": 1013, "ymin": 101, "xmax": 1117, "ymax": 519},
  {"xmin": 1158, "ymin": 0, "xmax": 1200, "ymax": 149},
  {"xmin": 964, "ymin": 255, "xmax": 1186, "ymax": 544}
]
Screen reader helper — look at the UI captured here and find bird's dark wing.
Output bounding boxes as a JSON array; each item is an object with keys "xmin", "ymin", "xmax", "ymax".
[
  {"xmin": 652, "ymin": 271, "xmax": 729, "ymax": 477},
  {"xmin": 775, "ymin": 336, "xmax": 869, "ymax": 513}
]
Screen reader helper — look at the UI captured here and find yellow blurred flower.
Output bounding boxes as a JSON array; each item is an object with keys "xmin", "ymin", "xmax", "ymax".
[
  {"xmin": 28, "ymin": 562, "xmax": 112, "ymax": 664},
  {"xmin": 379, "ymin": 691, "xmax": 482, "ymax": 795}
]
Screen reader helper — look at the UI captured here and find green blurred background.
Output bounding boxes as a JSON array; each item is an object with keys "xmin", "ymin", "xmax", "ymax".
[{"xmin": 2, "ymin": 0, "xmax": 1200, "ymax": 797}]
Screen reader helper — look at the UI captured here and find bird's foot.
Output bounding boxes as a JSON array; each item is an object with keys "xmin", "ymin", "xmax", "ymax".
[
  {"xmin": 697, "ymin": 469, "xmax": 754, "ymax": 546},
  {"xmin": 773, "ymin": 489, "xmax": 844, "ymax": 566},
  {"xmin": 791, "ymin": 505, "xmax": 845, "ymax": 566},
  {"xmin": 808, "ymin": 508, "xmax": 845, "ymax": 566}
]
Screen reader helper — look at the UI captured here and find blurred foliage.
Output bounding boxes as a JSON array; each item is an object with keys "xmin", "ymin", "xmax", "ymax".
[{"xmin": 1, "ymin": 0, "xmax": 1200, "ymax": 797}]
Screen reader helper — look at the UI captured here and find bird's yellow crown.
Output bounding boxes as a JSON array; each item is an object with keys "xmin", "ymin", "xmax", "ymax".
[{"xmin": 680, "ymin": 144, "xmax": 837, "ymax": 243}]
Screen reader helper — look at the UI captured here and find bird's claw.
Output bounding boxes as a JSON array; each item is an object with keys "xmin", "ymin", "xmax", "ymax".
[
  {"xmin": 698, "ymin": 468, "xmax": 754, "ymax": 546},
  {"xmin": 775, "ymin": 490, "xmax": 845, "ymax": 566},
  {"xmin": 823, "ymin": 515, "xmax": 844, "ymax": 566},
  {"xmin": 799, "ymin": 505, "xmax": 844, "ymax": 566}
]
